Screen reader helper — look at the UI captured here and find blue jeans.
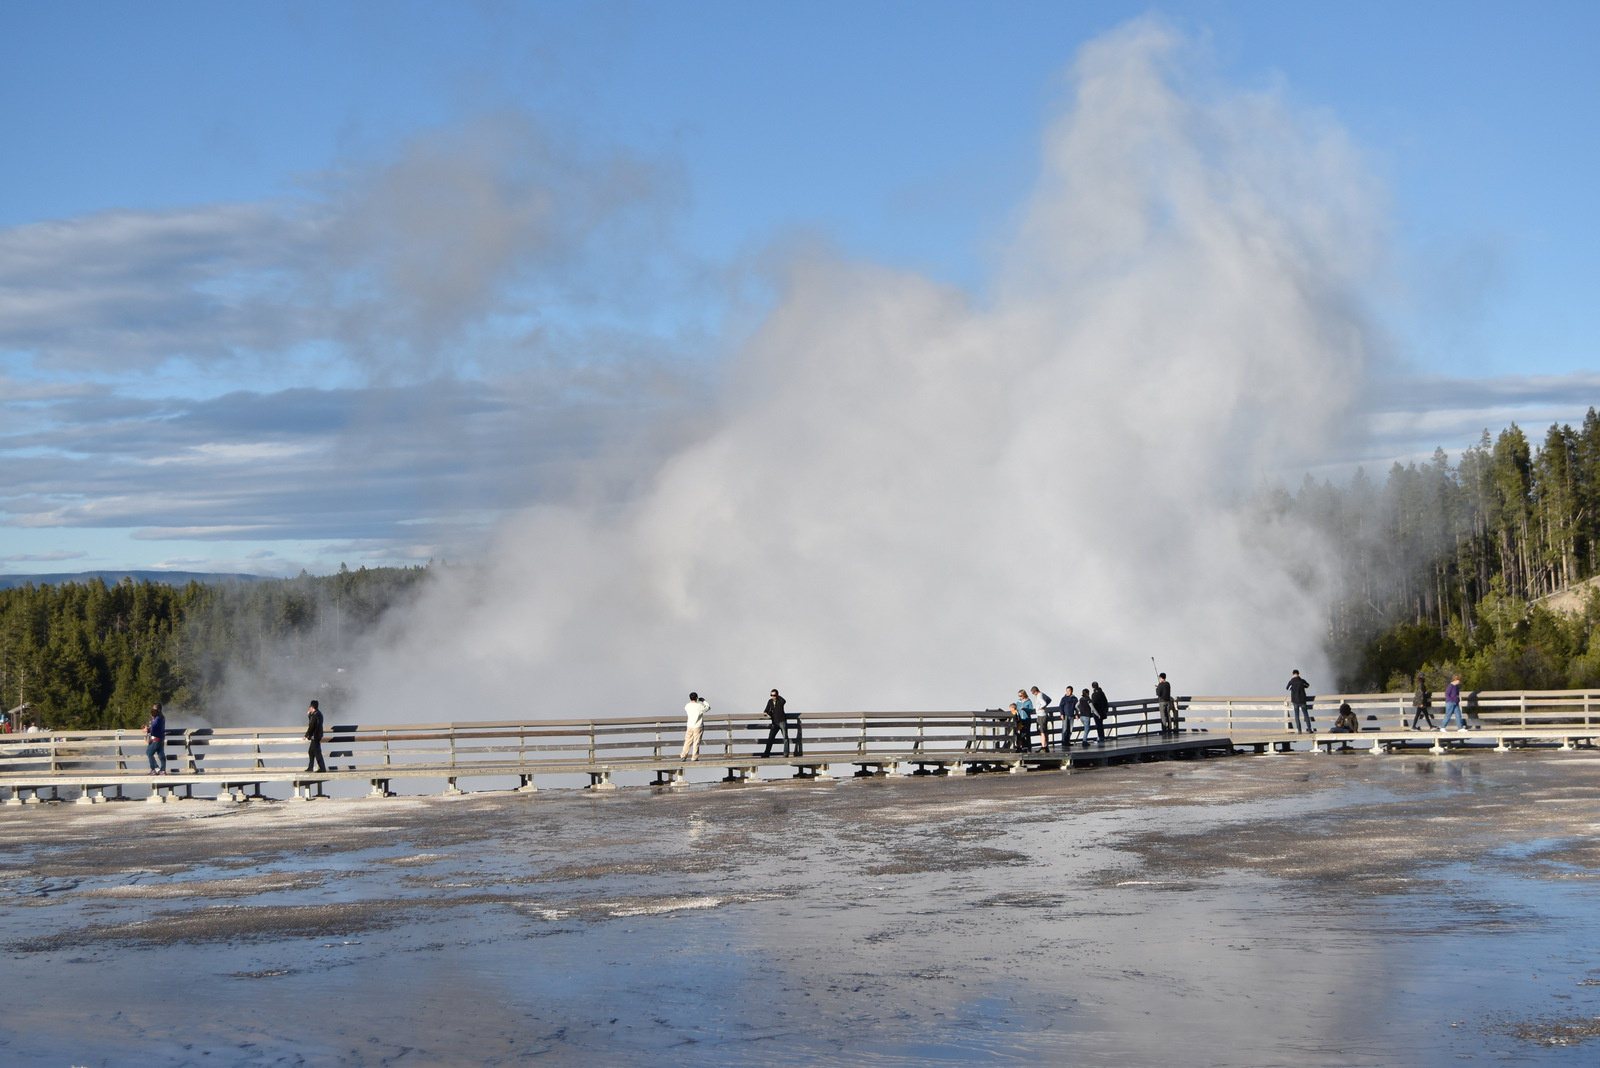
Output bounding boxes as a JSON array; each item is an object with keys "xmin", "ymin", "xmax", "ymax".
[
  {"xmin": 1292, "ymin": 703, "xmax": 1313, "ymax": 731},
  {"xmin": 146, "ymin": 739, "xmax": 166, "ymax": 773},
  {"xmin": 1078, "ymin": 713, "xmax": 1105, "ymax": 744},
  {"xmin": 1441, "ymin": 702, "xmax": 1465, "ymax": 729}
]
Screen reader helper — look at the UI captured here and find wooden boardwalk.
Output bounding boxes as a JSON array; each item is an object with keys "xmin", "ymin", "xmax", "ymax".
[{"xmin": 3, "ymin": 687, "xmax": 1597, "ymax": 805}]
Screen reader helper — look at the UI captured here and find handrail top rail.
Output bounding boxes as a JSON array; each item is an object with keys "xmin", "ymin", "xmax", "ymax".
[{"xmin": 3, "ymin": 688, "xmax": 1598, "ymax": 741}]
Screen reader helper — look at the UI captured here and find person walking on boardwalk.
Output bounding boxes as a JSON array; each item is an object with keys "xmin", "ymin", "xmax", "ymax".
[
  {"xmin": 1156, "ymin": 673, "xmax": 1178, "ymax": 736},
  {"xmin": 1029, "ymin": 686, "xmax": 1053, "ymax": 751},
  {"xmin": 304, "ymin": 700, "xmax": 327, "ymax": 773},
  {"xmin": 1085, "ymin": 683, "xmax": 1109, "ymax": 745},
  {"xmin": 680, "ymin": 692, "xmax": 709, "ymax": 760},
  {"xmin": 1410, "ymin": 675, "xmax": 1436, "ymax": 731},
  {"xmin": 1285, "ymin": 670, "xmax": 1313, "ymax": 733},
  {"xmin": 144, "ymin": 703, "xmax": 167, "ymax": 775},
  {"xmin": 760, "ymin": 688, "xmax": 790, "ymax": 758},
  {"xmin": 1440, "ymin": 674, "xmax": 1467, "ymax": 731}
]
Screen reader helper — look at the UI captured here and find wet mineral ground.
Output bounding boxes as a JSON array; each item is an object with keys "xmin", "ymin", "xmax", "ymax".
[{"xmin": 3, "ymin": 751, "xmax": 1600, "ymax": 1066}]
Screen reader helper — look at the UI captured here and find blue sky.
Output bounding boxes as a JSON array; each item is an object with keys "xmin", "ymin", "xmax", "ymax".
[{"xmin": 1, "ymin": 0, "xmax": 1597, "ymax": 576}]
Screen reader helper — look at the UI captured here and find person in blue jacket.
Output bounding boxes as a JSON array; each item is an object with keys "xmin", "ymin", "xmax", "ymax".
[{"xmin": 144, "ymin": 703, "xmax": 166, "ymax": 775}]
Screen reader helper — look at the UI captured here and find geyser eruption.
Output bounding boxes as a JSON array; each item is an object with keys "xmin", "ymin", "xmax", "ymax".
[{"xmin": 356, "ymin": 20, "xmax": 1382, "ymax": 719}]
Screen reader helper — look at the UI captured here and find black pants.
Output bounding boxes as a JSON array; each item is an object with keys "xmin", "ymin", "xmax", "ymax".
[
  {"xmin": 761, "ymin": 718, "xmax": 790, "ymax": 757},
  {"xmin": 306, "ymin": 738, "xmax": 326, "ymax": 772},
  {"xmin": 1014, "ymin": 719, "xmax": 1033, "ymax": 752},
  {"xmin": 1411, "ymin": 708, "xmax": 1436, "ymax": 729},
  {"xmin": 1159, "ymin": 699, "xmax": 1179, "ymax": 735}
]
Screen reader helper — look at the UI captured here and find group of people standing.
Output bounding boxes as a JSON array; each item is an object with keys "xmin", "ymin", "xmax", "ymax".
[{"xmin": 1004, "ymin": 683, "xmax": 1119, "ymax": 751}]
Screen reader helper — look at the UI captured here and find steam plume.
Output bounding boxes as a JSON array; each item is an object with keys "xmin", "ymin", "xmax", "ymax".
[{"xmin": 354, "ymin": 20, "xmax": 1381, "ymax": 718}]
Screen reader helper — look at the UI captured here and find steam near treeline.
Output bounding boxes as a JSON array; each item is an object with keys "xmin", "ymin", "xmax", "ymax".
[
  {"xmin": 9, "ymin": 413, "xmax": 1600, "ymax": 731},
  {"xmin": 1284, "ymin": 411, "xmax": 1600, "ymax": 692},
  {"xmin": 0, "ymin": 565, "xmax": 429, "ymax": 730}
]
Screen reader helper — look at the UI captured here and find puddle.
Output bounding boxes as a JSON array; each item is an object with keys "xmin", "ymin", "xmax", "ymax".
[{"xmin": 3, "ymin": 754, "xmax": 1600, "ymax": 1065}]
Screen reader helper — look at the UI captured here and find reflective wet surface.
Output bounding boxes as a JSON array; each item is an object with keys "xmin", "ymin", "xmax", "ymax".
[{"xmin": 4, "ymin": 753, "xmax": 1600, "ymax": 1066}]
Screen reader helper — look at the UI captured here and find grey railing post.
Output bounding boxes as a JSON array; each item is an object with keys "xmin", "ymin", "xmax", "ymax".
[{"xmin": 1520, "ymin": 692, "xmax": 1527, "ymax": 729}]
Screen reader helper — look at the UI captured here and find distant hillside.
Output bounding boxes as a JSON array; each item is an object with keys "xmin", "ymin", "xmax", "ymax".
[{"xmin": 0, "ymin": 570, "xmax": 264, "ymax": 590}]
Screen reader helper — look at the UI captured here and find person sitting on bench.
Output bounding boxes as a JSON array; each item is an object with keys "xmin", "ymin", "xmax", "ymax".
[{"xmin": 1331, "ymin": 703, "xmax": 1358, "ymax": 734}]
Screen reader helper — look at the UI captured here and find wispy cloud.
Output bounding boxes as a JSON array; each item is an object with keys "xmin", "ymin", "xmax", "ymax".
[
  {"xmin": 0, "ymin": 550, "xmax": 87, "ymax": 562},
  {"xmin": 0, "ymin": 111, "xmax": 697, "ymax": 380}
]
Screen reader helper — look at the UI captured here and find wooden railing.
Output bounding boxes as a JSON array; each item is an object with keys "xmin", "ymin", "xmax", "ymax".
[
  {"xmin": 4, "ymin": 688, "xmax": 1599, "ymax": 794},
  {"xmin": 1118, "ymin": 689, "xmax": 1600, "ymax": 736},
  {"xmin": 0, "ymin": 710, "xmax": 1035, "ymax": 783}
]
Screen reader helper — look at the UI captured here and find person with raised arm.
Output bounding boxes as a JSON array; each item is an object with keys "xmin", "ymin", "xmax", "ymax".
[
  {"xmin": 680, "ymin": 692, "xmax": 709, "ymax": 760},
  {"xmin": 1156, "ymin": 672, "xmax": 1177, "ymax": 736}
]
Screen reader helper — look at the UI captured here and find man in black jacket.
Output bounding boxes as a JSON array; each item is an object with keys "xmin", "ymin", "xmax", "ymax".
[
  {"xmin": 1085, "ymin": 682, "xmax": 1109, "ymax": 745},
  {"xmin": 760, "ymin": 689, "xmax": 790, "ymax": 758},
  {"xmin": 304, "ymin": 699, "xmax": 327, "ymax": 773},
  {"xmin": 1286, "ymin": 670, "xmax": 1313, "ymax": 733},
  {"xmin": 1156, "ymin": 673, "xmax": 1178, "ymax": 736}
]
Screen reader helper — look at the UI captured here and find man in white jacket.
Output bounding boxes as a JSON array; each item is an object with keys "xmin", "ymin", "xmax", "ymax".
[{"xmin": 681, "ymin": 692, "xmax": 709, "ymax": 760}]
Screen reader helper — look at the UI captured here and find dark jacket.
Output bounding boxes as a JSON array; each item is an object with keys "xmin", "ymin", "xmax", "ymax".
[
  {"xmin": 1286, "ymin": 676, "xmax": 1310, "ymax": 704},
  {"xmin": 146, "ymin": 714, "xmax": 165, "ymax": 741},
  {"xmin": 1090, "ymin": 687, "xmax": 1109, "ymax": 716},
  {"xmin": 1413, "ymin": 682, "xmax": 1431, "ymax": 709},
  {"xmin": 1061, "ymin": 694, "xmax": 1078, "ymax": 717},
  {"xmin": 1155, "ymin": 679, "xmax": 1173, "ymax": 703},
  {"xmin": 763, "ymin": 695, "xmax": 787, "ymax": 723},
  {"xmin": 305, "ymin": 709, "xmax": 324, "ymax": 742}
]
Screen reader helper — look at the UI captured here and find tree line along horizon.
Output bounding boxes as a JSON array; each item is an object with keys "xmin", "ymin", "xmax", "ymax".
[{"xmin": 5, "ymin": 411, "xmax": 1600, "ymax": 731}]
